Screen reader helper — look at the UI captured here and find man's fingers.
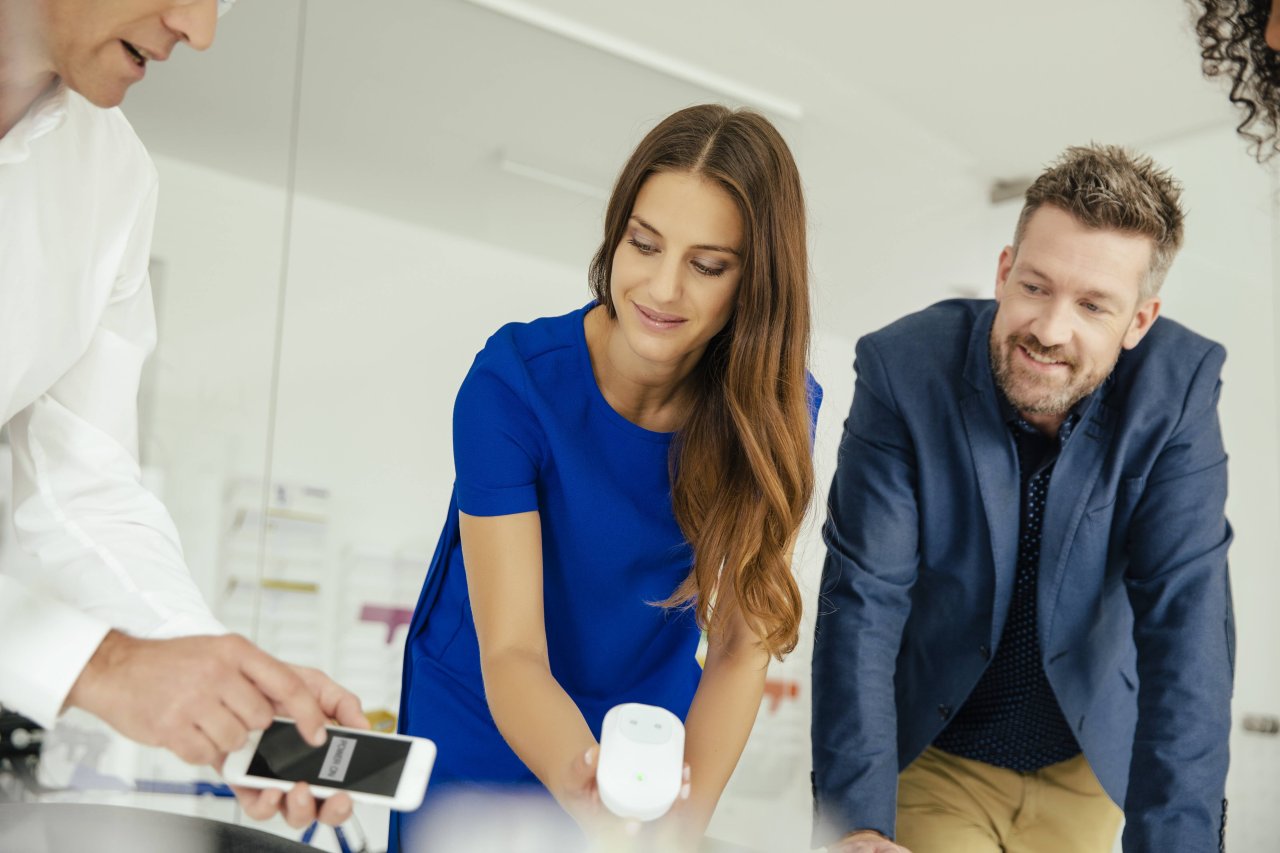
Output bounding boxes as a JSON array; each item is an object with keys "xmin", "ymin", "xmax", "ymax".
[
  {"xmin": 315, "ymin": 792, "xmax": 354, "ymax": 826},
  {"xmin": 172, "ymin": 727, "xmax": 221, "ymax": 767},
  {"xmin": 282, "ymin": 782, "xmax": 319, "ymax": 829},
  {"xmin": 220, "ymin": 673, "xmax": 276, "ymax": 734},
  {"xmin": 195, "ymin": 702, "xmax": 252, "ymax": 755},
  {"xmin": 238, "ymin": 647, "xmax": 326, "ymax": 745},
  {"xmin": 291, "ymin": 666, "xmax": 367, "ymax": 729},
  {"xmin": 233, "ymin": 786, "xmax": 284, "ymax": 821},
  {"xmin": 832, "ymin": 832, "xmax": 911, "ymax": 853},
  {"xmin": 327, "ymin": 689, "xmax": 366, "ymax": 729}
]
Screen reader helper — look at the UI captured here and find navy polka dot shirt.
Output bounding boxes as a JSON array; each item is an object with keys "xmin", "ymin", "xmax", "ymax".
[{"xmin": 932, "ymin": 401, "xmax": 1083, "ymax": 772}]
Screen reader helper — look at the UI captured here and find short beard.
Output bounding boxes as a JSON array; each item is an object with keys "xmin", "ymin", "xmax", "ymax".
[{"xmin": 989, "ymin": 329, "xmax": 1115, "ymax": 417}]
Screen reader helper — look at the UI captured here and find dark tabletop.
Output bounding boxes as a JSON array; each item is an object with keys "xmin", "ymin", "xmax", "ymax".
[{"xmin": 0, "ymin": 803, "xmax": 312, "ymax": 853}]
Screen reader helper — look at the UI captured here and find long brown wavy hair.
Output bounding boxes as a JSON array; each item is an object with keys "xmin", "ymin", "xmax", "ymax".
[
  {"xmin": 588, "ymin": 105, "xmax": 813, "ymax": 659},
  {"xmin": 1191, "ymin": 0, "xmax": 1280, "ymax": 160}
]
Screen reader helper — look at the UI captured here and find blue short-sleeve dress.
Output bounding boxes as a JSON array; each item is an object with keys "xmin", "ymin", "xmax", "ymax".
[{"xmin": 391, "ymin": 303, "xmax": 819, "ymax": 849}]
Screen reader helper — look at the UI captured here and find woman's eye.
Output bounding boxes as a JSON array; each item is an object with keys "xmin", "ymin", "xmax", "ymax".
[
  {"xmin": 627, "ymin": 238, "xmax": 657, "ymax": 255},
  {"xmin": 692, "ymin": 261, "xmax": 726, "ymax": 277}
]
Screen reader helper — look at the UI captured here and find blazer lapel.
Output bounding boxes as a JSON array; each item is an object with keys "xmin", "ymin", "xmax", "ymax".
[
  {"xmin": 1037, "ymin": 393, "xmax": 1116, "ymax": 645},
  {"xmin": 960, "ymin": 305, "xmax": 1020, "ymax": 643}
]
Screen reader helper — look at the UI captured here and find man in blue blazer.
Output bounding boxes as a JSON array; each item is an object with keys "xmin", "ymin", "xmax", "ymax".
[{"xmin": 812, "ymin": 145, "xmax": 1233, "ymax": 853}]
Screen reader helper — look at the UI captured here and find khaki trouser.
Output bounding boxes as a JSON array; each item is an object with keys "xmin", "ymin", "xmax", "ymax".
[{"xmin": 895, "ymin": 747, "xmax": 1123, "ymax": 853}]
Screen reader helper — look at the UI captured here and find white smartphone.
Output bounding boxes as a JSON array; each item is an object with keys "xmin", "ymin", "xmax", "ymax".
[{"xmin": 222, "ymin": 718, "xmax": 436, "ymax": 812}]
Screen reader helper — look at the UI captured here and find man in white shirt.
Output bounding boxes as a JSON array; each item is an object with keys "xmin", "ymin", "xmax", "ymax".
[{"xmin": 0, "ymin": 0, "xmax": 362, "ymax": 827}]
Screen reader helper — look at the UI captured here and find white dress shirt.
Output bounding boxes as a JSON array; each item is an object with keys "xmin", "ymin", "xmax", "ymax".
[{"xmin": 1, "ymin": 84, "xmax": 224, "ymax": 728}]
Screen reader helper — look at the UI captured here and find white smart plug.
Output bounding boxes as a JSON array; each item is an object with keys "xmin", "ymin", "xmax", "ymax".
[{"xmin": 595, "ymin": 702, "xmax": 685, "ymax": 822}]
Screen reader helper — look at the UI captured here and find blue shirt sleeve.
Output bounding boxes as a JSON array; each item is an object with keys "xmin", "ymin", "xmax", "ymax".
[
  {"xmin": 807, "ymin": 371, "xmax": 824, "ymax": 447},
  {"xmin": 452, "ymin": 345, "xmax": 545, "ymax": 517}
]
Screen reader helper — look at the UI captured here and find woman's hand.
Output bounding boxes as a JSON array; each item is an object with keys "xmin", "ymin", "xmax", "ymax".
[
  {"xmin": 553, "ymin": 745, "xmax": 609, "ymax": 831},
  {"xmin": 634, "ymin": 763, "xmax": 695, "ymax": 851},
  {"xmin": 554, "ymin": 746, "xmax": 694, "ymax": 851}
]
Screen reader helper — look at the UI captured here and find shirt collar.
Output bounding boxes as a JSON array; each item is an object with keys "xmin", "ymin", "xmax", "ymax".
[
  {"xmin": 0, "ymin": 81, "xmax": 70, "ymax": 166},
  {"xmin": 998, "ymin": 388, "xmax": 1094, "ymax": 444}
]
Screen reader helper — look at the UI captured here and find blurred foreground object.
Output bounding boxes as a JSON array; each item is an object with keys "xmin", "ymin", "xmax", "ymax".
[{"xmin": 0, "ymin": 708, "xmax": 45, "ymax": 801}]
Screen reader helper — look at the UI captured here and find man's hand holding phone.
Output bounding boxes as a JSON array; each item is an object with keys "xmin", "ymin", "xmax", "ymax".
[
  {"xmin": 65, "ymin": 630, "xmax": 368, "ymax": 827},
  {"xmin": 226, "ymin": 665, "xmax": 370, "ymax": 828}
]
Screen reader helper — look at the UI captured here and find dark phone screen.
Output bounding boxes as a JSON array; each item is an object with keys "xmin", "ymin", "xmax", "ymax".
[{"xmin": 246, "ymin": 721, "xmax": 410, "ymax": 797}]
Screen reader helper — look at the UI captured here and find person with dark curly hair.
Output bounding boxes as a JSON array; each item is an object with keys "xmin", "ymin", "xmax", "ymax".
[{"xmin": 1192, "ymin": 0, "xmax": 1280, "ymax": 160}]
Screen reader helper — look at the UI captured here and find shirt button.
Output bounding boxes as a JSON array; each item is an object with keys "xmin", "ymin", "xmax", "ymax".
[
  {"xmin": 937, "ymin": 704, "xmax": 952, "ymax": 720},
  {"xmin": 979, "ymin": 645, "xmax": 991, "ymax": 661}
]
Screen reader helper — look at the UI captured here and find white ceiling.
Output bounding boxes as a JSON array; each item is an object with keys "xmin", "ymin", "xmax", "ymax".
[
  {"xmin": 532, "ymin": 0, "xmax": 1237, "ymax": 170},
  {"xmin": 122, "ymin": 0, "xmax": 1241, "ymax": 327}
]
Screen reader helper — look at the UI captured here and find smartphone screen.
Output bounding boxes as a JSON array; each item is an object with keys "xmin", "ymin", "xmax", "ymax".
[{"xmin": 246, "ymin": 721, "xmax": 410, "ymax": 797}]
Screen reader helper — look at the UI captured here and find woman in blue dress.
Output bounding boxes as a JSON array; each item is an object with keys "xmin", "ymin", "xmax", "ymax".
[{"xmin": 393, "ymin": 104, "xmax": 819, "ymax": 851}]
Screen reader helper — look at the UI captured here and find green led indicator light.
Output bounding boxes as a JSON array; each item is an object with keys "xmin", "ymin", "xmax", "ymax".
[{"xmin": 637, "ymin": 773, "xmax": 645, "ymax": 782}]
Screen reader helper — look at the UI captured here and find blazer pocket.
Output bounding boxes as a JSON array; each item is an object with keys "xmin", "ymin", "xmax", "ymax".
[{"xmin": 1084, "ymin": 475, "xmax": 1147, "ymax": 521}]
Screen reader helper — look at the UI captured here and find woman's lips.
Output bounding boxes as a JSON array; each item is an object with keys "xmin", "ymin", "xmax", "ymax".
[{"xmin": 634, "ymin": 302, "xmax": 686, "ymax": 330}]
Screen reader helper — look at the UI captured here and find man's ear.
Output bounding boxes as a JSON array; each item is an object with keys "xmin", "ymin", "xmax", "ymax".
[
  {"xmin": 994, "ymin": 245, "xmax": 1015, "ymax": 300},
  {"xmin": 1122, "ymin": 296, "xmax": 1161, "ymax": 350}
]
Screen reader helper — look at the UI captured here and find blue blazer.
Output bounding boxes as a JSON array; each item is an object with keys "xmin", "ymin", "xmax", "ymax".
[{"xmin": 811, "ymin": 300, "xmax": 1233, "ymax": 851}]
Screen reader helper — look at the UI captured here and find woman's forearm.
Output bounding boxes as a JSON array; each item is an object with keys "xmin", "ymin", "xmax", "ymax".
[
  {"xmin": 482, "ymin": 647, "xmax": 597, "ymax": 795},
  {"xmin": 460, "ymin": 510, "xmax": 595, "ymax": 799},
  {"xmin": 679, "ymin": 640, "xmax": 771, "ymax": 835}
]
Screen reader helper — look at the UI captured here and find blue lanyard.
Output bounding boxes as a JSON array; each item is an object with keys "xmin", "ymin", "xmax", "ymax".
[{"xmin": 301, "ymin": 821, "xmax": 354, "ymax": 853}]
